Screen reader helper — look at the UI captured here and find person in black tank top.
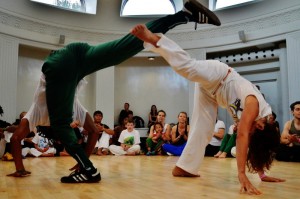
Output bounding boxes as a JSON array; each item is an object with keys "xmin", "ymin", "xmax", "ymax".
[
  {"xmin": 162, "ymin": 112, "xmax": 189, "ymax": 156},
  {"xmin": 276, "ymin": 101, "xmax": 300, "ymax": 162}
]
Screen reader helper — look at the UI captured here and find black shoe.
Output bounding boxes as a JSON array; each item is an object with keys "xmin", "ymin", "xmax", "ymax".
[
  {"xmin": 60, "ymin": 169, "xmax": 101, "ymax": 183},
  {"xmin": 184, "ymin": 0, "xmax": 221, "ymax": 27}
]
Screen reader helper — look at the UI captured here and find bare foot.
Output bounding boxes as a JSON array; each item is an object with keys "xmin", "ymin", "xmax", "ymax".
[
  {"xmin": 214, "ymin": 151, "xmax": 222, "ymax": 158},
  {"xmin": 172, "ymin": 166, "xmax": 200, "ymax": 177},
  {"xmin": 219, "ymin": 152, "xmax": 227, "ymax": 158},
  {"xmin": 7, "ymin": 170, "xmax": 31, "ymax": 177},
  {"xmin": 102, "ymin": 149, "xmax": 109, "ymax": 155},
  {"xmin": 130, "ymin": 24, "xmax": 161, "ymax": 47}
]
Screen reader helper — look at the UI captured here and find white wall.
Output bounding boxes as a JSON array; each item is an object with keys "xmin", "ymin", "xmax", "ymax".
[{"xmin": 115, "ymin": 57, "xmax": 189, "ymax": 125}]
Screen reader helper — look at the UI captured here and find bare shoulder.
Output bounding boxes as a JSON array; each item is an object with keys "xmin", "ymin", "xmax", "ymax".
[{"xmin": 283, "ymin": 120, "xmax": 292, "ymax": 129}]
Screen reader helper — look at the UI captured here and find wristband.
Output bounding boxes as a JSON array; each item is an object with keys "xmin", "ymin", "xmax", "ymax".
[{"xmin": 259, "ymin": 173, "xmax": 267, "ymax": 180}]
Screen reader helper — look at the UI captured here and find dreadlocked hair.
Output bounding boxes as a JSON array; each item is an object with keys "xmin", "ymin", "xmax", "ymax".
[{"xmin": 247, "ymin": 123, "xmax": 280, "ymax": 173}]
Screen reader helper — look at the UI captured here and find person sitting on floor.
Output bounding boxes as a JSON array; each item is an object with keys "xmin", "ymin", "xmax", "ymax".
[
  {"xmin": 162, "ymin": 112, "xmax": 189, "ymax": 156},
  {"xmin": 109, "ymin": 119, "xmax": 141, "ymax": 156},
  {"xmin": 214, "ymin": 122, "xmax": 238, "ymax": 158},
  {"xmin": 204, "ymin": 119, "xmax": 225, "ymax": 156},
  {"xmin": 276, "ymin": 101, "xmax": 300, "ymax": 162},
  {"xmin": 93, "ymin": 111, "xmax": 114, "ymax": 156},
  {"xmin": 145, "ymin": 122, "xmax": 164, "ymax": 156},
  {"xmin": 22, "ymin": 131, "xmax": 56, "ymax": 157}
]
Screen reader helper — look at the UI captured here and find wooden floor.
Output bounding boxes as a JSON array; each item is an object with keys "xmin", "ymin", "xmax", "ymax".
[{"xmin": 0, "ymin": 155, "xmax": 299, "ymax": 199}]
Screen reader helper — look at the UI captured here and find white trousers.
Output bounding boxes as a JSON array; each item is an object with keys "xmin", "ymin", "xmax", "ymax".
[
  {"xmin": 144, "ymin": 35, "xmax": 230, "ymax": 175},
  {"xmin": 109, "ymin": 145, "xmax": 141, "ymax": 156},
  {"xmin": 95, "ymin": 132, "xmax": 110, "ymax": 149},
  {"xmin": 22, "ymin": 147, "xmax": 56, "ymax": 157}
]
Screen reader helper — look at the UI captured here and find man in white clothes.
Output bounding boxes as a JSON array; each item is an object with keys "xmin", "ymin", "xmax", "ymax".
[
  {"xmin": 130, "ymin": 24, "xmax": 284, "ymax": 195},
  {"xmin": 8, "ymin": 74, "xmax": 99, "ymax": 177},
  {"xmin": 204, "ymin": 119, "xmax": 225, "ymax": 156}
]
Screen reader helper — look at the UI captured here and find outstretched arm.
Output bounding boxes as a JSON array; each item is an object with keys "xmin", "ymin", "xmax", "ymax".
[{"xmin": 236, "ymin": 95, "xmax": 261, "ymax": 195}]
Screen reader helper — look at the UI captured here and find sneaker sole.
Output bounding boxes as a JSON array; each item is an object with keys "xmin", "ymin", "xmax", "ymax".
[{"xmin": 188, "ymin": 0, "xmax": 221, "ymax": 26}]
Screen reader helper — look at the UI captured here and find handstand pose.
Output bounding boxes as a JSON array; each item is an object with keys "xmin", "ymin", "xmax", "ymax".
[
  {"xmin": 130, "ymin": 24, "xmax": 285, "ymax": 194},
  {"xmin": 8, "ymin": 0, "xmax": 221, "ymax": 183}
]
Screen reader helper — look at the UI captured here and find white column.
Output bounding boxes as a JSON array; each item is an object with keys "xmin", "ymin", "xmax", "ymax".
[
  {"xmin": 286, "ymin": 31, "xmax": 300, "ymax": 116},
  {"xmin": 95, "ymin": 66, "xmax": 115, "ymax": 128},
  {"xmin": 278, "ymin": 43, "xmax": 289, "ymax": 123},
  {"xmin": 0, "ymin": 34, "xmax": 19, "ymax": 123}
]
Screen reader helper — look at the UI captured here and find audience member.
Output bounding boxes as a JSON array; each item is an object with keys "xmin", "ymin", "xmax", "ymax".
[
  {"xmin": 276, "ymin": 101, "xmax": 300, "ymax": 162},
  {"xmin": 93, "ymin": 111, "xmax": 114, "ymax": 156},
  {"xmin": 127, "ymin": 110, "xmax": 134, "ymax": 121},
  {"xmin": 148, "ymin": 105, "xmax": 158, "ymax": 128},
  {"xmin": 145, "ymin": 122, "xmax": 164, "ymax": 156},
  {"xmin": 162, "ymin": 112, "xmax": 189, "ymax": 156},
  {"xmin": 149, "ymin": 110, "xmax": 171, "ymax": 142},
  {"xmin": 118, "ymin": 102, "xmax": 132, "ymax": 125},
  {"xmin": 111, "ymin": 117, "xmax": 128, "ymax": 146},
  {"xmin": 0, "ymin": 105, "xmax": 11, "ymax": 130},
  {"xmin": 214, "ymin": 122, "xmax": 238, "ymax": 158},
  {"xmin": 268, "ymin": 111, "xmax": 280, "ymax": 134},
  {"xmin": 204, "ymin": 119, "xmax": 225, "ymax": 156},
  {"xmin": 22, "ymin": 131, "xmax": 56, "ymax": 157},
  {"xmin": 133, "ymin": 115, "xmax": 145, "ymax": 128},
  {"xmin": 57, "ymin": 120, "xmax": 87, "ymax": 156},
  {"xmin": 109, "ymin": 119, "xmax": 141, "ymax": 156},
  {"xmin": 1, "ymin": 111, "xmax": 27, "ymax": 160}
]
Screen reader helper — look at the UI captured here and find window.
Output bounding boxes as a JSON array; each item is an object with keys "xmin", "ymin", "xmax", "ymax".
[
  {"xmin": 120, "ymin": 0, "xmax": 177, "ymax": 17},
  {"xmin": 30, "ymin": 0, "xmax": 97, "ymax": 15},
  {"xmin": 209, "ymin": 0, "xmax": 263, "ymax": 11}
]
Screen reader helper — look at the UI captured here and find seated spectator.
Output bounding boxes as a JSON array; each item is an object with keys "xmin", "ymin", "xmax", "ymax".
[
  {"xmin": 1, "ymin": 111, "xmax": 27, "ymax": 160},
  {"xmin": 118, "ymin": 102, "xmax": 132, "ymax": 125},
  {"xmin": 133, "ymin": 115, "xmax": 145, "ymax": 128},
  {"xmin": 268, "ymin": 111, "xmax": 280, "ymax": 134},
  {"xmin": 93, "ymin": 111, "xmax": 114, "ymax": 156},
  {"xmin": 148, "ymin": 105, "xmax": 158, "ymax": 128},
  {"xmin": 127, "ymin": 110, "xmax": 134, "ymax": 121},
  {"xmin": 145, "ymin": 122, "xmax": 164, "ymax": 156},
  {"xmin": 111, "ymin": 117, "xmax": 128, "ymax": 146},
  {"xmin": 109, "ymin": 119, "xmax": 141, "ymax": 156},
  {"xmin": 149, "ymin": 110, "xmax": 171, "ymax": 143},
  {"xmin": 276, "ymin": 101, "xmax": 300, "ymax": 162},
  {"xmin": 214, "ymin": 122, "xmax": 238, "ymax": 158},
  {"xmin": 22, "ymin": 131, "xmax": 56, "ymax": 157},
  {"xmin": 205, "ymin": 119, "xmax": 225, "ymax": 156},
  {"xmin": 56, "ymin": 120, "xmax": 86, "ymax": 156},
  {"xmin": 162, "ymin": 112, "xmax": 189, "ymax": 156},
  {"xmin": 0, "ymin": 105, "xmax": 11, "ymax": 130}
]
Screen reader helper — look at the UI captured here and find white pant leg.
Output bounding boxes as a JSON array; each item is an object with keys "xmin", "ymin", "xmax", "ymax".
[
  {"xmin": 109, "ymin": 145, "xmax": 126, "ymax": 156},
  {"xmin": 44, "ymin": 147, "xmax": 56, "ymax": 154},
  {"xmin": 97, "ymin": 132, "xmax": 110, "ymax": 149},
  {"xmin": 29, "ymin": 148, "xmax": 43, "ymax": 157},
  {"xmin": 176, "ymin": 84, "xmax": 218, "ymax": 175},
  {"xmin": 22, "ymin": 147, "xmax": 30, "ymax": 157},
  {"xmin": 127, "ymin": 145, "xmax": 141, "ymax": 154}
]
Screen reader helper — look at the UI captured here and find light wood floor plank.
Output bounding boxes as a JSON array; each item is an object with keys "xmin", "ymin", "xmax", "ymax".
[{"xmin": 0, "ymin": 155, "xmax": 299, "ymax": 199}]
